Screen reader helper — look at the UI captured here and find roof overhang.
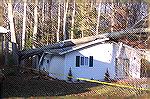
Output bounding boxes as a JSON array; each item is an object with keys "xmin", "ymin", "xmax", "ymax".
[{"xmin": 0, "ymin": 26, "xmax": 9, "ymax": 34}]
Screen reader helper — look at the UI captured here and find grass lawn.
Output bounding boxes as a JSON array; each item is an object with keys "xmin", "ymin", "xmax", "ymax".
[{"xmin": 1, "ymin": 67, "xmax": 150, "ymax": 99}]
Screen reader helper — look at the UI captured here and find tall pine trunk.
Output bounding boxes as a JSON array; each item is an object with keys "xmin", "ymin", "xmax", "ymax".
[
  {"xmin": 8, "ymin": 0, "xmax": 18, "ymax": 65},
  {"xmin": 71, "ymin": 0, "xmax": 76, "ymax": 39},
  {"xmin": 111, "ymin": 0, "xmax": 115, "ymax": 32},
  {"xmin": 22, "ymin": 0, "xmax": 27, "ymax": 50},
  {"xmin": 57, "ymin": 0, "xmax": 61, "ymax": 42},
  {"xmin": 42, "ymin": 0, "xmax": 45, "ymax": 39},
  {"xmin": 96, "ymin": 1, "xmax": 101, "ymax": 35},
  {"xmin": 147, "ymin": 4, "xmax": 150, "ymax": 48},
  {"xmin": 33, "ymin": 0, "xmax": 38, "ymax": 48},
  {"xmin": 63, "ymin": 0, "xmax": 69, "ymax": 40}
]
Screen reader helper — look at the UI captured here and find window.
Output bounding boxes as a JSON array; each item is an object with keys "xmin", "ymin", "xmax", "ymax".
[
  {"xmin": 89, "ymin": 56, "xmax": 93, "ymax": 67},
  {"xmin": 85, "ymin": 57, "xmax": 88, "ymax": 65},
  {"xmin": 81, "ymin": 57, "xmax": 84, "ymax": 65},
  {"xmin": 76, "ymin": 56, "xmax": 80, "ymax": 67}
]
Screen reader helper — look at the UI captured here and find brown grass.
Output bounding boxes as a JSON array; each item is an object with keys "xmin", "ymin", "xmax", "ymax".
[{"xmin": 1, "ymin": 67, "xmax": 150, "ymax": 99}]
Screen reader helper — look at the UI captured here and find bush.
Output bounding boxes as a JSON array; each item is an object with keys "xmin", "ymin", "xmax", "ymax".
[
  {"xmin": 67, "ymin": 67, "xmax": 73, "ymax": 81},
  {"xmin": 104, "ymin": 68, "xmax": 110, "ymax": 81}
]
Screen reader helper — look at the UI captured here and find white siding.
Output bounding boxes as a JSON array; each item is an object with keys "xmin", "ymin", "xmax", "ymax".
[
  {"xmin": 64, "ymin": 43, "xmax": 116, "ymax": 81},
  {"xmin": 41, "ymin": 54, "xmax": 65, "ymax": 80}
]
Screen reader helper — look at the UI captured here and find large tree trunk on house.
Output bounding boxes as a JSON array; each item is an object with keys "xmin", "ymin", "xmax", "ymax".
[{"xmin": 19, "ymin": 27, "xmax": 150, "ymax": 59}]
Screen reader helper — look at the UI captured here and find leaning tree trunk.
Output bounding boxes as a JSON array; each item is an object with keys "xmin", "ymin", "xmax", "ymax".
[
  {"xmin": 22, "ymin": 0, "xmax": 27, "ymax": 50},
  {"xmin": 8, "ymin": 0, "xmax": 18, "ymax": 65}
]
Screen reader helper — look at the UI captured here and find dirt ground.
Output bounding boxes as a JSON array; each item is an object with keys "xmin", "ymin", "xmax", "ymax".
[{"xmin": 1, "ymin": 67, "xmax": 150, "ymax": 99}]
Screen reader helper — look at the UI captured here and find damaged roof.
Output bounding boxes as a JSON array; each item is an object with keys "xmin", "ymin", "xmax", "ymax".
[{"xmin": 44, "ymin": 38, "xmax": 110, "ymax": 55}]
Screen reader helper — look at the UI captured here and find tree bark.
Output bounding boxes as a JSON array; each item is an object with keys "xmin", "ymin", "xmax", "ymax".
[
  {"xmin": 71, "ymin": 0, "xmax": 76, "ymax": 39},
  {"xmin": 8, "ymin": 0, "xmax": 18, "ymax": 65},
  {"xmin": 0, "ymin": 3, "xmax": 3, "ymax": 26},
  {"xmin": 8, "ymin": 0, "xmax": 16, "ymax": 43},
  {"xmin": 96, "ymin": 1, "xmax": 101, "ymax": 35},
  {"xmin": 22, "ymin": 0, "xmax": 27, "ymax": 50},
  {"xmin": 147, "ymin": 4, "xmax": 150, "ymax": 48},
  {"xmin": 63, "ymin": 0, "xmax": 69, "ymax": 40},
  {"xmin": 111, "ymin": 0, "xmax": 115, "ymax": 32},
  {"xmin": 33, "ymin": 0, "xmax": 38, "ymax": 48},
  {"xmin": 57, "ymin": 0, "xmax": 61, "ymax": 42}
]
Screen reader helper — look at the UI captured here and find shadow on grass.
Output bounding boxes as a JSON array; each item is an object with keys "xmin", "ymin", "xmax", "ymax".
[
  {"xmin": 2, "ymin": 75, "xmax": 102, "ymax": 98},
  {"xmin": 1, "ymin": 66, "xmax": 150, "ymax": 98}
]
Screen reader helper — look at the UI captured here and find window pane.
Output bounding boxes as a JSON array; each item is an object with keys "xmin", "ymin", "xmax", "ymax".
[
  {"xmin": 89, "ymin": 56, "xmax": 93, "ymax": 67},
  {"xmin": 85, "ymin": 57, "xmax": 88, "ymax": 65},
  {"xmin": 76, "ymin": 56, "xmax": 80, "ymax": 67},
  {"xmin": 81, "ymin": 57, "xmax": 84, "ymax": 65}
]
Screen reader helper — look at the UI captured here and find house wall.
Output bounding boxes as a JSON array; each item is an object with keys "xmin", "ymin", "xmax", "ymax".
[
  {"xmin": 115, "ymin": 43, "xmax": 141, "ymax": 79},
  {"xmin": 129, "ymin": 50, "xmax": 141, "ymax": 78},
  {"xmin": 41, "ymin": 54, "xmax": 65, "ymax": 80},
  {"xmin": 64, "ymin": 43, "xmax": 116, "ymax": 81}
]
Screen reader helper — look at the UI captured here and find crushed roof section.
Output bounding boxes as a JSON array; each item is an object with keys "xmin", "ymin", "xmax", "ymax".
[{"xmin": 44, "ymin": 38, "xmax": 110, "ymax": 55}]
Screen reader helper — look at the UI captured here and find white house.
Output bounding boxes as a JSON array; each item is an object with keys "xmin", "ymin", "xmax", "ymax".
[{"xmin": 38, "ymin": 38, "xmax": 142, "ymax": 81}]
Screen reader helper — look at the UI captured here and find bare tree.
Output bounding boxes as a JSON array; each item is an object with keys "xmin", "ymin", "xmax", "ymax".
[
  {"xmin": 96, "ymin": 0, "xmax": 101, "ymax": 35},
  {"xmin": 0, "ymin": 3, "xmax": 3, "ymax": 26},
  {"xmin": 111, "ymin": 0, "xmax": 115, "ymax": 32},
  {"xmin": 71, "ymin": 0, "xmax": 76, "ymax": 39},
  {"xmin": 146, "ymin": 2, "xmax": 150, "ymax": 47},
  {"xmin": 57, "ymin": 0, "xmax": 61, "ymax": 42},
  {"xmin": 22, "ymin": 0, "xmax": 27, "ymax": 50},
  {"xmin": 8, "ymin": 0, "xmax": 16, "ymax": 43},
  {"xmin": 7, "ymin": 0, "xmax": 18, "ymax": 64},
  {"xmin": 63, "ymin": 0, "xmax": 69, "ymax": 40},
  {"xmin": 33, "ymin": 0, "xmax": 38, "ymax": 48}
]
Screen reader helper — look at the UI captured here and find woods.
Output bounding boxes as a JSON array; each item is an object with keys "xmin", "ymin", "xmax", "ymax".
[{"xmin": 0, "ymin": 0, "xmax": 150, "ymax": 65}]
